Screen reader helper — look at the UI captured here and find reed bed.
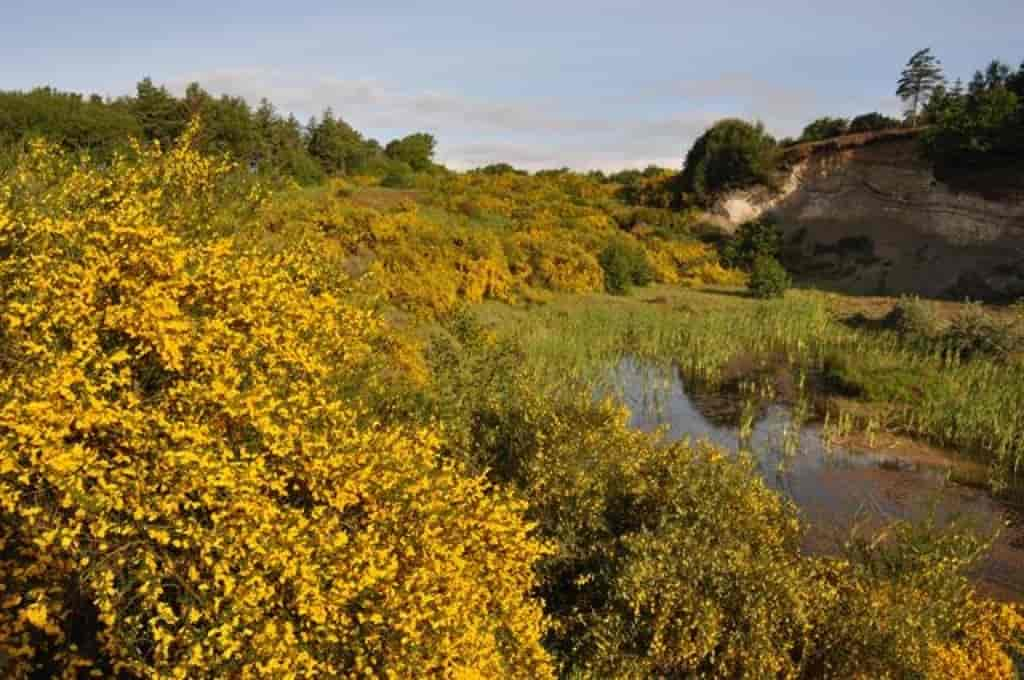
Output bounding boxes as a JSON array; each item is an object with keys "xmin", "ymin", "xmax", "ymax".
[{"xmin": 482, "ymin": 289, "xmax": 1024, "ymax": 491}]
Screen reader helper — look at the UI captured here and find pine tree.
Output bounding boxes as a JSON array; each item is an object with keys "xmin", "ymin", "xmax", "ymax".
[{"xmin": 897, "ymin": 48, "xmax": 945, "ymax": 126}]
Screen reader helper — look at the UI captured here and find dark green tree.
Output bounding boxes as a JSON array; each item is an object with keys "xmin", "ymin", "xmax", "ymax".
[
  {"xmin": 799, "ymin": 117, "xmax": 849, "ymax": 142},
  {"xmin": 131, "ymin": 77, "xmax": 188, "ymax": 148},
  {"xmin": 922, "ymin": 58, "xmax": 1023, "ymax": 169},
  {"xmin": 848, "ymin": 112, "xmax": 901, "ymax": 133},
  {"xmin": 747, "ymin": 255, "xmax": 791, "ymax": 299},
  {"xmin": 307, "ymin": 109, "xmax": 370, "ymax": 175},
  {"xmin": 679, "ymin": 119, "xmax": 777, "ymax": 205},
  {"xmin": 0, "ymin": 87, "xmax": 141, "ymax": 159},
  {"xmin": 252, "ymin": 100, "xmax": 323, "ymax": 184},
  {"xmin": 179, "ymin": 83, "xmax": 260, "ymax": 163},
  {"xmin": 384, "ymin": 132, "xmax": 436, "ymax": 171},
  {"xmin": 897, "ymin": 49, "xmax": 945, "ymax": 125}
]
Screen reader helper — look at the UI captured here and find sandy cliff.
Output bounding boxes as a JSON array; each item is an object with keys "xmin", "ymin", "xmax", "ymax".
[{"xmin": 712, "ymin": 132, "xmax": 1024, "ymax": 300}]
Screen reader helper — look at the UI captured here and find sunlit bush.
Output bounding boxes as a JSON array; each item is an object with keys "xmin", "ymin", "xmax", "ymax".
[
  {"xmin": 427, "ymin": 324, "xmax": 1024, "ymax": 678},
  {"xmin": 0, "ymin": 129, "xmax": 552, "ymax": 678}
]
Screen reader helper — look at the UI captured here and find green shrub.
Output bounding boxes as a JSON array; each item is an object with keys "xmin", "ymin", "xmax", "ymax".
[
  {"xmin": 885, "ymin": 295, "xmax": 941, "ymax": 342},
  {"xmin": 799, "ymin": 116, "xmax": 850, "ymax": 142},
  {"xmin": 720, "ymin": 217, "xmax": 783, "ymax": 269},
  {"xmin": 849, "ymin": 112, "xmax": 902, "ymax": 133},
  {"xmin": 942, "ymin": 301, "xmax": 1020, "ymax": 360},
  {"xmin": 598, "ymin": 239, "xmax": 653, "ymax": 295},
  {"xmin": 615, "ymin": 206, "xmax": 693, "ymax": 238},
  {"xmin": 680, "ymin": 119, "xmax": 778, "ymax": 205},
  {"xmin": 747, "ymin": 255, "xmax": 790, "ymax": 299},
  {"xmin": 380, "ymin": 168, "xmax": 416, "ymax": 188}
]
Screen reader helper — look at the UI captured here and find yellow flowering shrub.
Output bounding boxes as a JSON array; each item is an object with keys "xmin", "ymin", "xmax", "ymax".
[
  {"xmin": 251, "ymin": 167, "xmax": 747, "ymax": 317},
  {"xmin": 427, "ymin": 321, "xmax": 1024, "ymax": 678},
  {"xmin": 0, "ymin": 131, "xmax": 552, "ymax": 678},
  {"xmin": 929, "ymin": 598, "xmax": 1024, "ymax": 678},
  {"xmin": 682, "ymin": 260, "xmax": 749, "ymax": 287},
  {"xmin": 506, "ymin": 231, "xmax": 605, "ymax": 294}
]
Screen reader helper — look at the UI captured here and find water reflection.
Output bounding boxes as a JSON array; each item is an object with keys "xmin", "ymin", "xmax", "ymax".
[{"xmin": 604, "ymin": 356, "xmax": 1024, "ymax": 601}]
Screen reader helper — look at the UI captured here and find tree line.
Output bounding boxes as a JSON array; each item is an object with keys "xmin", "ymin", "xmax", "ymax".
[{"xmin": 0, "ymin": 78, "xmax": 438, "ymax": 184}]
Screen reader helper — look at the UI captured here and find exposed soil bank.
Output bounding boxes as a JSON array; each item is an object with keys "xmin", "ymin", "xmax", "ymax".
[{"xmin": 711, "ymin": 134, "xmax": 1024, "ymax": 301}]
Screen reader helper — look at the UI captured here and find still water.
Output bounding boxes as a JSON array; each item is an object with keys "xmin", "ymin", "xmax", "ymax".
[{"xmin": 606, "ymin": 356, "xmax": 1024, "ymax": 601}]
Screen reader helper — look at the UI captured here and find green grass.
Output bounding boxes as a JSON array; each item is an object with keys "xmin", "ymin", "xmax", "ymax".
[{"xmin": 474, "ymin": 284, "xmax": 1024, "ymax": 493}]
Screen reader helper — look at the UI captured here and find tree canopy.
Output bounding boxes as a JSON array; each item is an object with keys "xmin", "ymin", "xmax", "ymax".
[
  {"xmin": 679, "ymin": 119, "xmax": 778, "ymax": 205},
  {"xmin": 922, "ymin": 58, "xmax": 1023, "ymax": 169},
  {"xmin": 848, "ymin": 112, "xmax": 901, "ymax": 133},
  {"xmin": 897, "ymin": 48, "xmax": 946, "ymax": 125},
  {"xmin": 385, "ymin": 132, "xmax": 437, "ymax": 171},
  {"xmin": 799, "ymin": 116, "xmax": 850, "ymax": 142},
  {"xmin": 0, "ymin": 79, "xmax": 440, "ymax": 184}
]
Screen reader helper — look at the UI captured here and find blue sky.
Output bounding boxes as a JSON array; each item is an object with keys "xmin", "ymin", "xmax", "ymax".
[{"xmin": 4, "ymin": 1, "xmax": 1022, "ymax": 169}]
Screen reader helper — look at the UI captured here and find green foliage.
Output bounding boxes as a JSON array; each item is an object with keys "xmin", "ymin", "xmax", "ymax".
[
  {"xmin": 884, "ymin": 295, "xmax": 941, "ymax": 342},
  {"xmin": 307, "ymin": 108, "xmax": 374, "ymax": 175},
  {"xmin": 747, "ymin": 255, "xmax": 791, "ymax": 299},
  {"xmin": 849, "ymin": 111, "xmax": 902, "ymax": 133},
  {"xmin": 253, "ymin": 100, "xmax": 324, "ymax": 185},
  {"xmin": 800, "ymin": 116, "xmax": 850, "ymax": 142},
  {"xmin": 0, "ymin": 79, "xmax": 451, "ymax": 185},
  {"xmin": 131, "ymin": 77, "xmax": 188, "ymax": 148},
  {"xmin": 598, "ymin": 239, "xmax": 654, "ymax": 294},
  {"xmin": 897, "ymin": 48, "xmax": 946, "ymax": 124},
  {"xmin": 615, "ymin": 206, "xmax": 693, "ymax": 239},
  {"xmin": 380, "ymin": 167, "xmax": 417, "ymax": 188},
  {"xmin": 385, "ymin": 132, "xmax": 436, "ymax": 171},
  {"xmin": 720, "ymin": 216, "xmax": 783, "ymax": 269},
  {"xmin": 942, "ymin": 300, "xmax": 1021, "ymax": 361},
  {"xmin": 0, "ymin": 87, "xmax": 141, "ymax": 159},
  {"xmin": 921, "ymin": 58, "xmax": 1023, "ymax": 169},
  {"xmin": 614, "ymin": 167, "xmax": 680, "ymax": 209},
  {"xmin": 473, "ymin": 162, "xmax": 529, "ymax": 176},
  {"xmin": 680, "ymin": 119, "xmax": 778, "ymax": 205}
]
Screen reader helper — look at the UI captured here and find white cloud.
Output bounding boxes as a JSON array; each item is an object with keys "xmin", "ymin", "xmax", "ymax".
[{"xmin": 166, "ymin": 68, "xmax": 731, "ymax": 170}]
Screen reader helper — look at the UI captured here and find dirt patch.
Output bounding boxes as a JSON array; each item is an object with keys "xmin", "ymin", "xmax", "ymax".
[{"xmin": 349, "ymin": 187, "xmax": 424, "ymax": 211}]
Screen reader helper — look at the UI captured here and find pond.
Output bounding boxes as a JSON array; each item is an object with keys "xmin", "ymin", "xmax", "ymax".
[{"xmin": 606, "ymin": 356, "xmax": 1024, "ymax": 602}]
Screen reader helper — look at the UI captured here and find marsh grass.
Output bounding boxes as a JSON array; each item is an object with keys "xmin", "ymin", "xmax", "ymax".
[{"xmin": 478, "ymin": 285, "xmax": 1024, "ymax": 493}]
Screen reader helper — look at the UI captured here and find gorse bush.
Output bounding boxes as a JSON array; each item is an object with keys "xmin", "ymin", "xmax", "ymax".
[
  {"xmin": 253, "ymin": 170, "xmax": 739, "ymax": 316},
  {"xmin": 0, "ymin": 128, "xmax": 552, "ymax": 678},
  {"xmin": 4, "ymin": 121, "xmax": 1023, "ymax": 679},
  {"xmin": 747, "ymin": 255, "xmax": 791, "ymax": 299}
]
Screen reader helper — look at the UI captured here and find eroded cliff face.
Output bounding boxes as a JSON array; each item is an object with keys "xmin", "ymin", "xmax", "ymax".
[{"xmin": 713, "ymin": 137, "xmax": 1024, "ymax": 300}]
